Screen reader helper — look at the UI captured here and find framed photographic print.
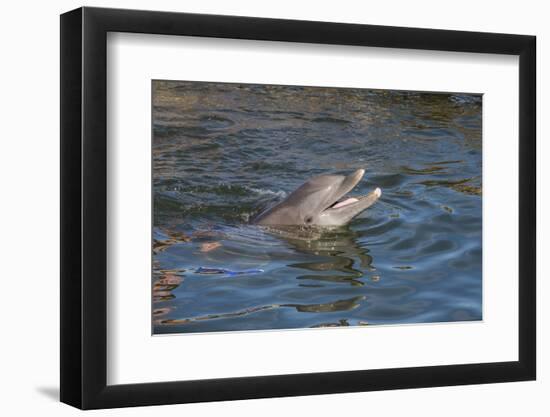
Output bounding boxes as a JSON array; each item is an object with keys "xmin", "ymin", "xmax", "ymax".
[{"xmin": 60, "ymin": 6, "xmax": 536, "ymax": 409}]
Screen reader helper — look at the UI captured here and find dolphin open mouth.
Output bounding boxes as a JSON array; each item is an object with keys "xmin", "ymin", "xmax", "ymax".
[
  {"xmin": 322, "ymin": 169, "xmax": 382, "ymax": 214},
  {"xmin": 325, "ymin": 189, "xmax": 382, "ymax": 211},
  {"xmin": 331, "ymin": 197, "xmax": 360, "ymax": 209}
]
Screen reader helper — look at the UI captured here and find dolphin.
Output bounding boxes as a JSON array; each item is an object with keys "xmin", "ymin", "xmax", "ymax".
[{"xmin": 253, "ymin": 169, "xmax": 381, "ymax": 226}]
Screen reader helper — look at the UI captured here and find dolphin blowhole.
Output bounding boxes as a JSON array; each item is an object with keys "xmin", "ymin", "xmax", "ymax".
[{"xmin": 253, "ymin": 169, "xmax": 381, "ymax": 226}]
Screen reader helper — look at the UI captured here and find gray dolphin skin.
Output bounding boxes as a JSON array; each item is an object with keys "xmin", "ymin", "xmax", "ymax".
[{"xmin": 253, "ymin": 169, "xmax": 381, "ymax": 226}]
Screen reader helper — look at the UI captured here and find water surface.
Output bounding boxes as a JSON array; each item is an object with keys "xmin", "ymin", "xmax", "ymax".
[{"xmin": 152, "ymin": 81, "xmax": 482, "ymax": 334}]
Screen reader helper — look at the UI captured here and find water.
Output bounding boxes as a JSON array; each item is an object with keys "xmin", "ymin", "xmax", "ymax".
[{"xmin": 152, "ymin": 80, "xmax": 482, "ymax": 334}]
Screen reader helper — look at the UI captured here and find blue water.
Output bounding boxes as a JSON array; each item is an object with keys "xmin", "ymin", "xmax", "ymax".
[{"xmin": 152, "ymin": 81, "xmax": 482, "ymax": 334}]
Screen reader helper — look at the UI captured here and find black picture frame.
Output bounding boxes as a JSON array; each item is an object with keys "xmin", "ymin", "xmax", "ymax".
[{"xmin": 60, "ymin": 6, "xmax": 536, "ymax": 410}]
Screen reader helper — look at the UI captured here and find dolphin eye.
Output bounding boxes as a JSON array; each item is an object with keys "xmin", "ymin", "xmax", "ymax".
[{"xmin": 305, "ymin": 216, "xmax": 313, "ymax": 224}]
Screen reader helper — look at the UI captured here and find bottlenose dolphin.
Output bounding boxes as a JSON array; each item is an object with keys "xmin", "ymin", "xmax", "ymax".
[{"xmin": 253, "ymin": 169, "xmax": 381, "ymax": 226}]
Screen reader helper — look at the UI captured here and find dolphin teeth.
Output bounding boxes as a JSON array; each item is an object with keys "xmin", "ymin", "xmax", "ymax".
[{"xmin": 374, "ymin": 187, "xmax": 382, "ymax": 197}]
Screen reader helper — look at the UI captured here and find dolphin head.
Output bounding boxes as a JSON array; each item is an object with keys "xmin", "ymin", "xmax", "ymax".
[{"xmin": 253, "ymin": 169, "xmax": 381, "ymax": 226}]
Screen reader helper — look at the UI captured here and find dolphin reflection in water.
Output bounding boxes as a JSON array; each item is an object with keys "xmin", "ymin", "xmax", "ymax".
[
  {"xmin": 157, "ymin": 225, "xmax": 378, "ymax": 327},
  {"xmin": 266, "ymin": 225, "xmax": 376, "ymax": 287}
]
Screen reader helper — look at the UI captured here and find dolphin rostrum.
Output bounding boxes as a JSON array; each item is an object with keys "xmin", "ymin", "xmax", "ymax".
[{"xmin": 253, "ymin": 169, "xmax": 381, "ymax": 226}]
